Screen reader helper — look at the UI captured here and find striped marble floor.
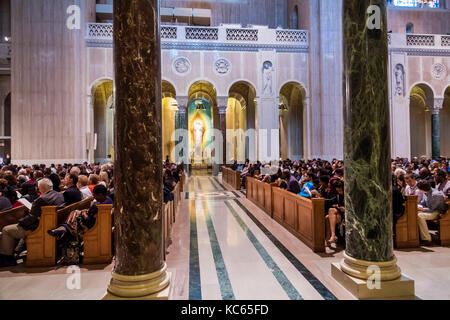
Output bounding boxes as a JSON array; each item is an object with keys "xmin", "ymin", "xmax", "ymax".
[{"xmin": 166, "ymin": 175, "xmax": 341, "ymax": 300}]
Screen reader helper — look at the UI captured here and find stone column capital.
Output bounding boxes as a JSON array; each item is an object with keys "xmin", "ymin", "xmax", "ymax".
[
  {"xmin": 217, "ymin": 96, "xmax": 229, "ymax": 108},
  {"xmin": 218, "ymin": 106, "xmax": 227, "ymax": 115},
  {"xmin": 176, "ymin": 95, "xmax": 189, "ymax": 110},
  {"xmin": 434, "ymin": 97, "xmax": 444, "ymax": 110}
]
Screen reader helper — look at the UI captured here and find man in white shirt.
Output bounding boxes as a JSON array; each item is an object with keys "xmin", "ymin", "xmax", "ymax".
[
  {"xmin": 405, "ymin": 173, "xmax": 422, "ymax": 203},
  {"xmin": 77, "ymin": 175, "xmax": 93, "ymax": 199}
]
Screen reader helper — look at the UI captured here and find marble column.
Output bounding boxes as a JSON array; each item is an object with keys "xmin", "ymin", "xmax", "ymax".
[
  {"xmin": 432, "ymin": 98, "xmax": 443, "ymax": 159},
  {"xmin": 331, "ymin": 0, "xmax": 414, "ymax": 299},
  {"xmin": 105, "ymin": 0, "xmax": 170, "ymax": 299},
  {"xmin": 218, "ymin": 96, "xmax": 228, "ymax": 165},
  {"xmin": 175, "ymin": 96, "xmax": 188, "ymax": 166}
]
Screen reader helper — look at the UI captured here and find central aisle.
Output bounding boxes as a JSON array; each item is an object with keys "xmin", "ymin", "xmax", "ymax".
[{"xmin": 166, "ymin": 175, "xmax": 340, "ymax": 300}]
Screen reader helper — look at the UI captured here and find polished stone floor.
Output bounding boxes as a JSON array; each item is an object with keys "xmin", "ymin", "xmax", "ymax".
[{"xmin": 1, "ymin": 175, "xmax": 450, "ymax": 300}]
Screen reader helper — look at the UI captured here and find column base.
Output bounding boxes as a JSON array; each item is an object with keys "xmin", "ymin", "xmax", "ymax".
[
  {"xmin": 331, "ymin": 263, "xmax": 415, "ymax": 300},
  {"xmin": 103, "ymin": 264, "xmax": 172, "ymax": 300}
]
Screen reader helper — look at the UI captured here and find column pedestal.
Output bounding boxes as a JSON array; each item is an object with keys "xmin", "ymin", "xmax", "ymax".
[
  {"xmin": 104, "ymin": 264, "xmax": 172, "ymax": 300},
  {"xmin": 331, "ymin": 263, "xmax": 414, "ymax": 300}
]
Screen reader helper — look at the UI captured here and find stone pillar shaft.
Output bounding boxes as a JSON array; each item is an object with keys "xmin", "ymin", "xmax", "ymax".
[
  {"xmin": 431, "ymin": 98, "xmax": 443, "ymax": 159},
  {"xmin": 432, "ymin": 113, "xmax": 440, "ymax": 159},
  {"xmin": 108, "ymin": 0, "xmax": 169, "ymax": 299},
  {"xmin": 219, "ymin": 105, "xmax": 227, "ymax": 165},
  {"xmin": 342, "ymin": 0, "xmax": 394, "ymax": 263}
]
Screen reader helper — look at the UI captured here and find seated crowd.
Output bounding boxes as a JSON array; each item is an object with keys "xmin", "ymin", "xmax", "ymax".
[
  {"xmin": 0, "ymin": 160, "xmax": 184, "ymax": 268},
  {"xmin": 231, "ymin": 157, "xmax": 450, "ymax": 247}
]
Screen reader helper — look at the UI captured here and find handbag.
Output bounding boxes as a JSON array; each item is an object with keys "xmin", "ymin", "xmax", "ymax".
[{"xmin": 58, "ymin": 240, "xmax": 81, "ymax": 265}]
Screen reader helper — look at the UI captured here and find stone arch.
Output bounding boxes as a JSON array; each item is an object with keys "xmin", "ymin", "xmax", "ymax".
[
  {"xmin": 162, "ymin": 80, "xmax": 178, "ymax": 162},
  {"xmin": 228, "ymin": 81, "xmax": 257, "ymax": 162},
  {"xmin": 441, "ymin": 86, "xmax": 450, "ymax": 157},
  {"xmin": 91, "ymin": 78, "xmax": 114, "ymax": 164},
  {"xmin": 279, "ymin": 81, "xmax": 307, "ymax": 160},
  {"xmin": 1, "ymin": 92, "xmax": 11, "ymax": 159},
  {"xmin": 409, "ymin": 83, "xmax": 434, "ymax": 158}
]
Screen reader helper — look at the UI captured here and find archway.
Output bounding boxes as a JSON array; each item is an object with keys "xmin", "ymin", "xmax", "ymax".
[
  {"xmin": 162, "ymin": 80, "xmax": 177, "ymax": 163},
  {"xmin": 441, "ymin": 86, "xmax": 450, "ymax": 157},
  {"xmin": 279, "ymin": 82, "xmax": 306, "ymax": 160},
  {"xmin": 290, "ymin": 5, "xmax": 299, "ymax": 29},
  {"xmin": 227, "ymin": 81, "xmax": 257, "ymax": 163},
  {"xmin": 91, "ymin": 79, "xmax": 114, "ymax": 164},
  {"xmin": 188, "ymin": 81, "xmax": 217, "ymax": 166},
  {"xmin": 0, "ymin": 92, "xmax": 11, "ymax": 160},
  {"xmin": 409, "ymin": 84, "xmax": 433, "ymax": 158}
]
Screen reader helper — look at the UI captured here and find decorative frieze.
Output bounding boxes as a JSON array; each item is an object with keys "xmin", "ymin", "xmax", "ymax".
[
  {"xmin": 431, "ymin": 63, "xmax": 447, "ymax": 80},
  {"xmin": 406, "ymin": 34, "xmax": 434, "ymax": 47},
  {"xmin": 172, "ymin": 57, "xmax": 191, "ymax": 75},
  {"xmin": 276, "ymin": 30, "xmax": 307, "ymax": 43},
  {"xmin": 214, "ymin": 58, "xmax": 231, "ymax": 76},
  {"xmin": 161, "ymin": 26, "xmax": 177, "ymax": 39},
  {"xmin": 186, "ymin": 27, "xmax": 218, "ymax": 40},
  {"xmin": 226, "ymin": 29, "xmax": 258, "ymax": 41}
]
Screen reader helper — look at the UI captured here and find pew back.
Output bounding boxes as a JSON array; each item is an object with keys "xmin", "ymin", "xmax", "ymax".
[
  {"xmin": 222, "ymin": 167, "xmax": 242, "ymax": 190},
  {"xmin": 83, "ymin": 204, "xmax": 113, "ymax": 264},
  {"xmin": 0, "ymin": 206, "xmax": 29, "ymax": 231},
  {"xmin": 246, "ymin": 177, "xmax": 274, "ymax": 216},
  {"xmin": 26, "ymin": 197, "xmax": 93, "ymax": 267},
  {"xmin": 438, "ymin": 200, "xmax": 450, "ymax": 246},
  {"xmin": 272, "ymin": 187, "xmax": 325, "ymax": 252},
  {"xmin": 395, "ymin": 195, "xmax": 420, "ymax": 249}
]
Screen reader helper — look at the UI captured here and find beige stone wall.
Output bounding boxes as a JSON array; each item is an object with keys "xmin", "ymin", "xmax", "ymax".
[
  {"xmin": 407, "ymin": 56, "xmax": 450, "ymax": 97},
  {"xmin": 387, "ymin": 7, "xmax": 450, "ymax": 34},
  {"xmin": 161, "ymin": 0, "xmax": 287, "ymax": 28},
  {"xmin": 11, "ymin": 0, "xmax": 96, "ymax": 164}
]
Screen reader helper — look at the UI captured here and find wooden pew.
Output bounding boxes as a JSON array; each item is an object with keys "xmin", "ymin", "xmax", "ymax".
[
  {"xmin": 434, "ymin": 200, "xmax": 450, "ymax": 246},
  {"xmin": 395, "ymin": 195, "xmax": 420, "ymax": 249},
  {"xmin": 162, "ymin": 201, "xmax": 172, "ymax": 254},
  {"xmin": 180, "ymin": 171, "xmax": 185, "ymax": 192},
  {"xmin": 0, "ymin": 206, "xmax": 29, "ymax": 231},
  {"xmin": 272, "ymin": 187, "xmax": 325, "ymax": 252},
  {"xmin": 222, "ymin": 167, "xmax": 242, "ymax": 190},
  {"xmin": 83, "ymin": 204, "xmax": 113, "ymax": 264},
  {"xmin": 26, "ymin": 197, "xmax": 93, "ymax": 267},
  {"xmin": 246, "ymin": 177, "xmax": 275, "ymax": 217}
]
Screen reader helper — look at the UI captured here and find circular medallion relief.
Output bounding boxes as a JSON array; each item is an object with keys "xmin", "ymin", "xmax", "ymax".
[
  {"xmin": 172, "ymin": 57, "xmax": 191, "ymax": 75},
  {"xmin": 214, "ymin": 58, "xmax": 231, "ymax": 76},
  {"xmin": 431, "ymin": 63, "xmax": 447, "ymax": 80}
]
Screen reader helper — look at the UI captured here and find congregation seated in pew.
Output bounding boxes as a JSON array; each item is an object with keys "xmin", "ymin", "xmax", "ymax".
[
  {"xmin": 246, "ymin": 156, "xmax": 449, "ymax": 250},
  {"xmin": 0, "ymin": 178, "xmax": 65, "ymax": 267}
]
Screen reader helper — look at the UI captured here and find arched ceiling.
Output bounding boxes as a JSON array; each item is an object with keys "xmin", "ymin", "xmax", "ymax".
[
  {"xmin": 162, "ymin": 80, "xmax": 176, "ymax": 97},
  {"xmin": 93, "ymin": 80, "xmax": 114, "ymax": 107},
  {"xmin": 228, "ymin": 82, "xmax": 256, "ymax": 107},
  {"xmin": 188, "ymin": 81, "xmax": 217, "ymax": 105}
]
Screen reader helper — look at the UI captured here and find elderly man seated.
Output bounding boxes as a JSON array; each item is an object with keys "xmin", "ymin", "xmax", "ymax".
[{"xmin": 0, "ymin": 178, "xmax": 65, "ymax": 267}]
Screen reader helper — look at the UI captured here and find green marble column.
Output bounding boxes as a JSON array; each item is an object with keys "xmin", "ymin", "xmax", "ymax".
[
  {"xmin": 342, "ymin": 0, "xmax": 394, "ymax": 263},
  {"xmin": 431, "ymin": 99, "xmax": 443, "ymax": 159},
  {"xmin": 105, "ymin": 0, "xmax": 170, "ymax": 299}
]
